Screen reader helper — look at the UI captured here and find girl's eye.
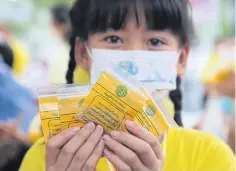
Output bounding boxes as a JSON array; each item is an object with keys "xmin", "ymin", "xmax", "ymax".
[
  {"xmin": 104, "ymin": 36, "xmax": 123, "ymax": 44},
  {"xmin": 147, "ymin": 38, "xmax": 164, "ymax": 47}
]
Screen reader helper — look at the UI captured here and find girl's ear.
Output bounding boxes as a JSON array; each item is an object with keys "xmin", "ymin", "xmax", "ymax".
[
  {"xmin": 177, "ymin": 45, "xmax": 189, "ymax": 76},
  {"xmin": 75, "ymin": 37, "xmax": 91, "ymax": 72}
]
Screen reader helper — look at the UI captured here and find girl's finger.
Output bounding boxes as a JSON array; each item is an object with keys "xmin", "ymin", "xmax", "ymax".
[
  {"xmin": 103, "ymin": 135, "xmax": 146, "ymax": 171},
  {"xmin": 46, "ymin": 127, "xmax": 81, "ymax": 167},
  {"xmin": 125, "ymin": 121, "xmax": 164, "ymax": 159},
  {"xmin": 55, "ymin": 122, "xmax": 96, "ymax": 170},
  {"xmin": 68, "ymin": 125, "xmax": 103, "ymax": 171},
  {"xmin": 82, "ymin": 140, "xmax": 105, "ymax": 171},
  {"xmin": 110, "ymin": 130, "xmax": 157, "ymax": 167},
  {"xmin": 104, "ymin": 148, "xmax": 132, "ymax": 171}
]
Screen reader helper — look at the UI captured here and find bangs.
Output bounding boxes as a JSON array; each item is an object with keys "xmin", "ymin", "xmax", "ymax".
[
  {"xmin": 70, "ymin": 0, "xmax": 192, "ymax": 44},
  {"xmin": 87, "ymin": 0, "xmax": 184, "ymax": 35}
]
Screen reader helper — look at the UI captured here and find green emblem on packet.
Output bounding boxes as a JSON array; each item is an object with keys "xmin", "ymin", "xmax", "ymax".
[
  {"xmin": 145, "ymin": 105, "xmax": 156, "ymax": 117},
  {"xmin": 116, "ymin": 85, "xmax": 128, "ymax": 98}
]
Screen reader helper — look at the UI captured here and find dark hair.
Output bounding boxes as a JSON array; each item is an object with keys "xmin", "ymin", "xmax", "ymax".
[
  {"xmin": 66, "ymin": 31, "xmax": 76, "ymax": 84},
  {"xmin": 169, "ymin": 77, "xmax": 183, "ymax": 126},
  {"xmin": 67, "ymin": 0, "xmax": 194, "ymax": 125},
  {"xmin": 0, "ymin": 141, "xmax": 30, "ymax": 171},
  {"xmin": 51, "ymin": 4, "xmax": 71, "ymax": 43},
  {"xmin": 0, "ymin": 42, "xmax": 14, "ymax": 68}
]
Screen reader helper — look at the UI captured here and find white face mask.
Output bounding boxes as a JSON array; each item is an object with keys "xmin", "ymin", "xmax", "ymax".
[{"xmin": 86, "ymin": 47, "xmax": 180, "ymax": 91}]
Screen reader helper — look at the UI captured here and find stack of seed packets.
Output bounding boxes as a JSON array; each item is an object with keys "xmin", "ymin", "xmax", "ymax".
[{"xmin": 38, "ymin": 70, "xmax": 177, "ymax": 141}]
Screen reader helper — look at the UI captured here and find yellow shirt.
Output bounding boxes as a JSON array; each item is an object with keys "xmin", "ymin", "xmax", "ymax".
[
  {"xmin": 7, "ymin": 37, "xmax": 30, "ymax": 77},
  {"xmin": 20, "ymin": 127, "xmax": 235, "ymax": 171},
  {"xmin": 73, "ymin": 66, "xmax": 90, "ymax": 84}
]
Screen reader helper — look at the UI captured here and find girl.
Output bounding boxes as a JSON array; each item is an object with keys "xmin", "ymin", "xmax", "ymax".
[{"xmin": 20, "ymin": 0, "xmax": 235, "ymax": 171}]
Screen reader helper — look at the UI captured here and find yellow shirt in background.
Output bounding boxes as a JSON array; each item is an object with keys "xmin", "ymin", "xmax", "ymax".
[
  {"xmin": 201, "ymin": 53, "xmax": 235, "ymax": 85},
  {"xmin": 7, "ymin": 37, "xmax": 30, "ymax": 77},
  {"xmin": 20, "ymin": 127, "xmax": 235, "ymax": 171}
]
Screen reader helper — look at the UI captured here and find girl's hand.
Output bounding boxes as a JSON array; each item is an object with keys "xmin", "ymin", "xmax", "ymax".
[
  {"xmin": 46, "ymin": 123, "xmax": 105, "ymax": 171},
  {"xmin": 103, "ymin": 121, "xmax": 164, "ymax": 171}
]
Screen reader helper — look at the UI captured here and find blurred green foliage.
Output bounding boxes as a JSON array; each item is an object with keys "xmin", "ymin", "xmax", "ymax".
[{"xmin": 33, "ymin": 0, "xmax": 74, "ymax": 8}]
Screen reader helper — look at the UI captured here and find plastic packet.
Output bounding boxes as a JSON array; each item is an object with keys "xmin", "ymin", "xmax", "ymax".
[
  {"xmin": 152, "ymin": 90, "xmax": 178, "ymax": 128},
  {"xmin": 38, "ymin": 85, "xmax": 61, "ymax": 141},
  {"xmin": 134, "ymin": 88, "xmax": 178, "ymax": 136},
  {"xmin": 58, "ymin": 85, "xmax": 90, "ymax": 131},
  {"xmin": 112, "ymin": 62, "xmax": 177, "ymax": 136},
  {"xmin": 79, "ymin": 70, "xmax": 148, "ymax": 134}
]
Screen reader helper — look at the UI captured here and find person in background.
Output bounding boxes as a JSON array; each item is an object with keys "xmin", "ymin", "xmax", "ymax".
[
  {"xmin": 51, "ymin": 4, "xmax": 71, "ymax": 44},
  {"xmin": 0, "ymin": 41, "xmax": 37, "ymax": 137},
  {"xmin": 0, "ymin": 111, "xmax": 30, "ymax": 171},
  {"xmin": 214, "ymin": 45, "xmax": 235, "ymax": 153},
  {"xmin": 194, "ymin": 38, "xmax": 235, "ymax": 153},
  {"xmin": 0, "ymin": 42, "xmax": 14, "ymax": 68},
  {"xmin": 48, "ymin": 4, "xmax": 71, "ymax": 84},
  {"xmin": 20, "ymin": 1, "xmax": 235, "ymax": 171},
  {"xmin": 0, "ymin": 27, "xmax": 30, "ymax": 78},
  {"xmin": 0, "ymin": 44, "xmax": 33, "ymax": 171}
]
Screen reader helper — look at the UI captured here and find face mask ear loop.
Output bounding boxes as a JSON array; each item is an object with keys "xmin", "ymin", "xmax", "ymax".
[
  {"xmin": 84, "ymin": 43, "xmax": 93, "ymax": 58},
  {"xmin": 84, "ymin": 43, "xmax": 93, "ymax": 85},
  {"xmin": 178, "ymin": 49, "xmax": 183, "ymax": 57}
]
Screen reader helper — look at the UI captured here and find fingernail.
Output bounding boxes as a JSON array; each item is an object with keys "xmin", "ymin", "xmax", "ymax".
[
  {"xmin": 111, "ymin": 131, "xmax": 120, "ymax": 138},
  {"xmin": 102, "ymin": 135, "xmax": 110, "ymax": 142},
  {"xmin": 70, "ymin": 127, "xmax": 80, "ymax": 134},
  {"xmin": 85, "ymin": 122, "xmax": 95, "ymax": 130},
  {"xmin": 125, "ymin": 120, "xmax": 135, "ymax": 128},
  {"xmin": 99, "ymin": 140, "xmax": 105, "ymax": 147},
  {"xmin": 104, "ymin": 149, "xmax": 110, "ymax": 157},
  {"xmin": 96, "ymin": 125, "xmax": 104, "ymax": 133}
]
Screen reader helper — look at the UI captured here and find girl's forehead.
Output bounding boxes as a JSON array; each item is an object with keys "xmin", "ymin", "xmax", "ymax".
[{"xmin": 103, "ymin": 18, "xmax": 173, "ymax": 37}]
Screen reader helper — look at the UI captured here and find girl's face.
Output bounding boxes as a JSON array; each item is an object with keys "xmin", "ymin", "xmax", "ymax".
[{"xmin": 75, "ymin": 18, "xmax": 189, "ymax": 76}]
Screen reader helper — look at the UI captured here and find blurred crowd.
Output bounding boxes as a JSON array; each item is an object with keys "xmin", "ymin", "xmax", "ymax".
[
  {"xmin": 0, "ymin": 4, "xmax": 71, "ymax": 170},
  {"xmin": 0, "ymin": 0, "xmax": 235, "ymax": 171}
]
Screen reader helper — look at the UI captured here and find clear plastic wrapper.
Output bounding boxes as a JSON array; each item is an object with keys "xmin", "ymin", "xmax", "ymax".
[
  {"xmin": 134, "ymin": 88, "xmax": 178, "ymax": 136},
  {"xmin": 58, "ymin": 85, "xmax": 91, "ymax": 131},
  {"xmin": 38, "ymin": 85, "xmax": 61, "ymax": 141},
  {"xmin": 151, "ymin": 90, "xmax": 178, "ymax": 128},
  {"xmin": 79, "ymin": 70, "xmax": 148, "ymax": 134}
]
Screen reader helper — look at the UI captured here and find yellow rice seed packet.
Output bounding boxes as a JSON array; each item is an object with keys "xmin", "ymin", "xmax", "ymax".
[
  {"xmin": 134, "ymin": 88, "xmax": 173, "ymax": 136},
  {"xmin": 38, "ymin": 95, "xmax": 61, "ymax": 141},
  {"xmin": 58, "ymin": 95, "xmax": 86, "ymax": 130},
  {"xmin": 135, "ymin": 99, "xmax": 169, "ymax": 136},
  {"xmin": 80, "ymin": 71, "xmax": 148, "ymax": 134}
]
